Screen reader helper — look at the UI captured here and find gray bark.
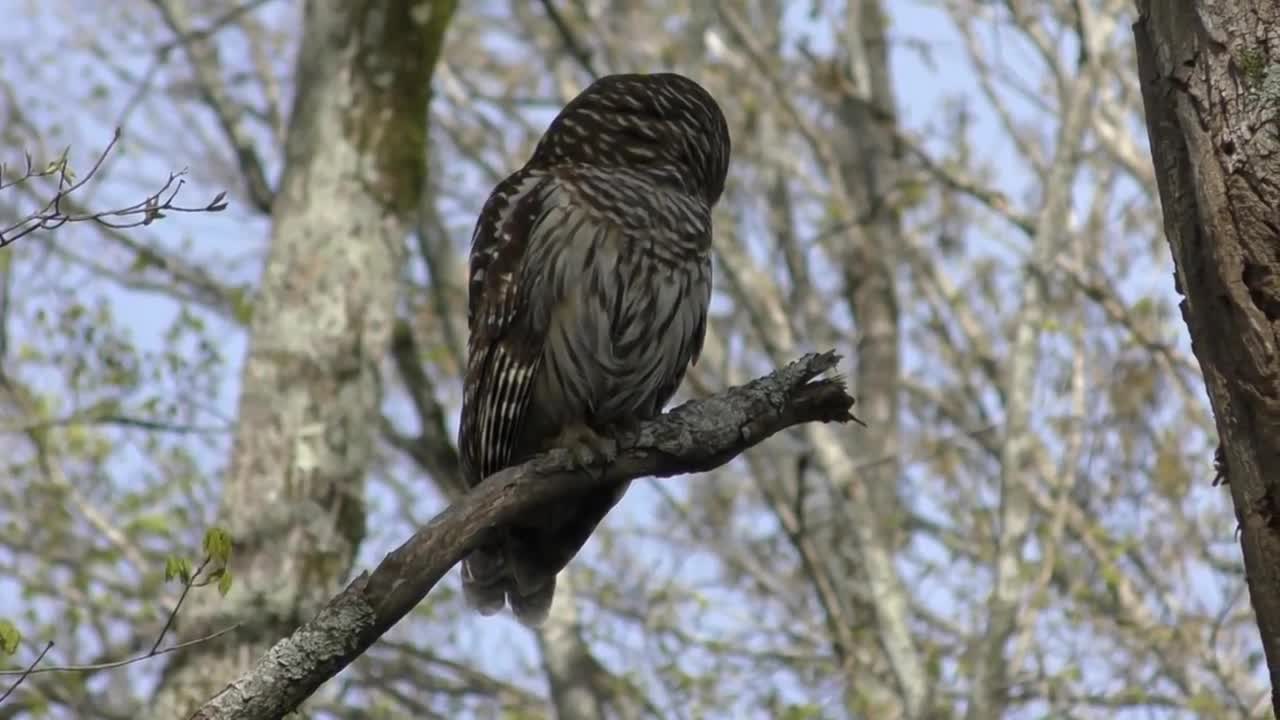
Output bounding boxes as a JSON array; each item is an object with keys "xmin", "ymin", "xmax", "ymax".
[
  {"xmin": 1133, "ymin": 0, "xmax": 1280, "ymax": 714},
  {"xmin": 146, "ymin": 1, "xmax": 456, "ymax": 716},
  {"xmin": 188, "ymin": 351, "xmax": 859, "ymax": 718}
]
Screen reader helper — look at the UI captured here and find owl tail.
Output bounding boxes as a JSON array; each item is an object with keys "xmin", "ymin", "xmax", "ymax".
[
  {"xmin": 460, "ymin": 544, "xmax": 508, "ymax": 616},
  {"xmin": 461, "ymin": 541, "xmax": 556, "ymax": 626},
  {"xmin": 506, "ymin": 572, "xmax": 556, "ymax": 626}
]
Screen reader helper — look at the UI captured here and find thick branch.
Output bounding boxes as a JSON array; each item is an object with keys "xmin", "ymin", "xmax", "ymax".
[{"xmin": 191, "ymin": 351, "xmax": 857, "ymax": 719}]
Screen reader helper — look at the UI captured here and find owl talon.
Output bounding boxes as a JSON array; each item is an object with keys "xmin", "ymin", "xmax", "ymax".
[{"xmin": 555, "ymin": 423, "xmax": 618, "ymax": 469}]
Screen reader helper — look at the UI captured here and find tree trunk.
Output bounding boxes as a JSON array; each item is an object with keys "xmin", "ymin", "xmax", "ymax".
[
  {"xmin": 147, "ymin": 1, "xmax": 456, "ymax": 716},
  {"xmin": 824, "ymin": 0, "xmax": 928, "ymax": 715},
  {"xmin": 1133, "ymin": 1, "xmax": 1280, "ymax": 712}
]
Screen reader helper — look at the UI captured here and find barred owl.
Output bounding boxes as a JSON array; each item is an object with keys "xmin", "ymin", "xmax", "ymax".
[{"xmin": 457, "ymin": 72, "xmax": 731, "ymax": 626}]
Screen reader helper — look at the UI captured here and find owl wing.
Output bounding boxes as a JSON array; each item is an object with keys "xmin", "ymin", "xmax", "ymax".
[
  {"xmin": 459, "ymin": 172, "xmax": 612, "ymax": 487},
  {"xmin": 460, "ymin": 173, "xmax": 543, "ymax": 488}
]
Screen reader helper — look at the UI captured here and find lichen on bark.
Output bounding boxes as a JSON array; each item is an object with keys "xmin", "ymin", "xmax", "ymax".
[{"xmin": 345, "ymin": 0, "xmax": 457, "ymax": 216}]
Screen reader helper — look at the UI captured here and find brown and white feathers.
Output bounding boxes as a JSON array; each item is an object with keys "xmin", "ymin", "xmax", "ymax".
[{"xmin": 458, "ymin": 72, "xmax": 731, "ymax": 625}]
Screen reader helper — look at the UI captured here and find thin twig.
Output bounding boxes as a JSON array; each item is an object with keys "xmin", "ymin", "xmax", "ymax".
[
  {"xmin": 537, "ymin": 0, "xmax": 599, "ymax": 79},
  {"xmin": 0, "ymin": 409, "xmax": 230, "ymax": 436},
  {"xmin": 0, "ymin": 128, "xmax": 228, "ymax": 248},
  {"xmin": 0, "ymin": 641, "xmax": 52, "ymax": 703},
  {"xmin": 0, "ymin": 554, "xmax": 236, "ymax": 683},
  {"xmin": 0, "ymin": 625, "xmax": 240, "ymax": 678},
  {"xmin": 151, "ymin": 557, "xmax": 211, "ymax": 655}
]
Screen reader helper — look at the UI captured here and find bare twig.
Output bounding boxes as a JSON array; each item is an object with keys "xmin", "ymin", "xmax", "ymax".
[
  {"xmin": 0, "ymin": 405, "xmax": 229, "ymax": 435},
  {"xmin": 0, "ymin": 128, "xmax": 229, "ymax": 249},
  {"xmin": 537, "ymin": 0, "xmax": 599, "ymax": 79},
  {"xmin": 0, "ymin": 642, "xmax": 52, "ymax": 704},
  {"xmin": 147, "ymin": 0, "xmax": 276, "ymax": 213},
  {"xmin": 0, "ymin": 626, "xmax": 240, "ymax": 678}
]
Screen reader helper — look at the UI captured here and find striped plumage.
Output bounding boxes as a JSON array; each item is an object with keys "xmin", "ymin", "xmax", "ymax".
[{"xmin": 458, "ymin": 72, "xmax": 731, "ymax": 625}]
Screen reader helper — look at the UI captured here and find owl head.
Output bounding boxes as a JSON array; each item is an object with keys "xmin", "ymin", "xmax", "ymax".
[{"xmin": 529, "ymin": 72, "xmax": 732, "ymax": 207}]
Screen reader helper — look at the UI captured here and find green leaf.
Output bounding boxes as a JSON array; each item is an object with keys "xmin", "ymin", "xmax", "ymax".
[
  {"xmin": 0, "ymin": 619, "xmax": 20, "ymax": 655},
  {"xmin": 127, "ymin": 250, "xmax": 159, "ymax": 275},
  {"xmin": 230, "ymin": 286, "xmax": 255, "ymax": 326},
  {"xmin": 217, "ymin": 570, "xmax": 233, "ymax": 597},
  {"xmin": 128, "ymin": 513, "xmax": 171, "ymax": 535},
  {"xmin": 779, "ymin": 705, "xmax": 823, "ymax": 720},
  {"xmin": 202, "ymin": 526, "xmax": 233, "ymax": 566},
  {"xmin": 164, "ymin": 555, "xmax": 193, "ymax": 585},
  {"xmin": 1188, "ymin": 691, "xmax": 1225, "ymax": 715},
  {"xmin": 16, "ymin": 343, "xmax": 42, "ymax": 362}
]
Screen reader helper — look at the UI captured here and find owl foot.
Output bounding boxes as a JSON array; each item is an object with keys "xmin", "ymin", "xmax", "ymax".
[{"xmin": 554, "ymin": 422, "xmax": 618, "ymax": 470}]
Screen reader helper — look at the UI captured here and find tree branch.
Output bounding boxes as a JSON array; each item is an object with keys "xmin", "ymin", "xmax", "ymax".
[
  {"xmin": 146, "ymin": 0, "xmax": 275, "ymax": 214},
  {"xmin": 190, "ymin": 351, "xmax": 858, "ymax": 719}
]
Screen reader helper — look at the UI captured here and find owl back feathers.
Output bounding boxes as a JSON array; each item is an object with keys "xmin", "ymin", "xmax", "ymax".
[{"xmin": 457, "ymin": 72, "xmax": 729, "ymax": 625}]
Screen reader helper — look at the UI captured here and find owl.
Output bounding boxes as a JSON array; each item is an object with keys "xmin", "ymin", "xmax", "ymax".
[{"xmin": 457, "ymin": 72, "xmax": 731, "ymax": 626}]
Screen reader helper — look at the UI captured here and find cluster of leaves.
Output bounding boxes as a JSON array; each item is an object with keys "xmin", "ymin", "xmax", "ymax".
[{"xmin": 165, "ymin": 526, "xmax": 234, "ymax": 597}]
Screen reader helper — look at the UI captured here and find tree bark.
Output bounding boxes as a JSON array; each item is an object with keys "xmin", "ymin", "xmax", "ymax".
[
  {"xmin": 1133, "ymin": 1, "xmax": 1280, "ymax": 712},
  {"xmin": 147, "ymin": 2, "xmax": 456, "ymax": 717},
  {"xmin": 189, "ymin": 352, "xmax": 858, "ymax": 719}
]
